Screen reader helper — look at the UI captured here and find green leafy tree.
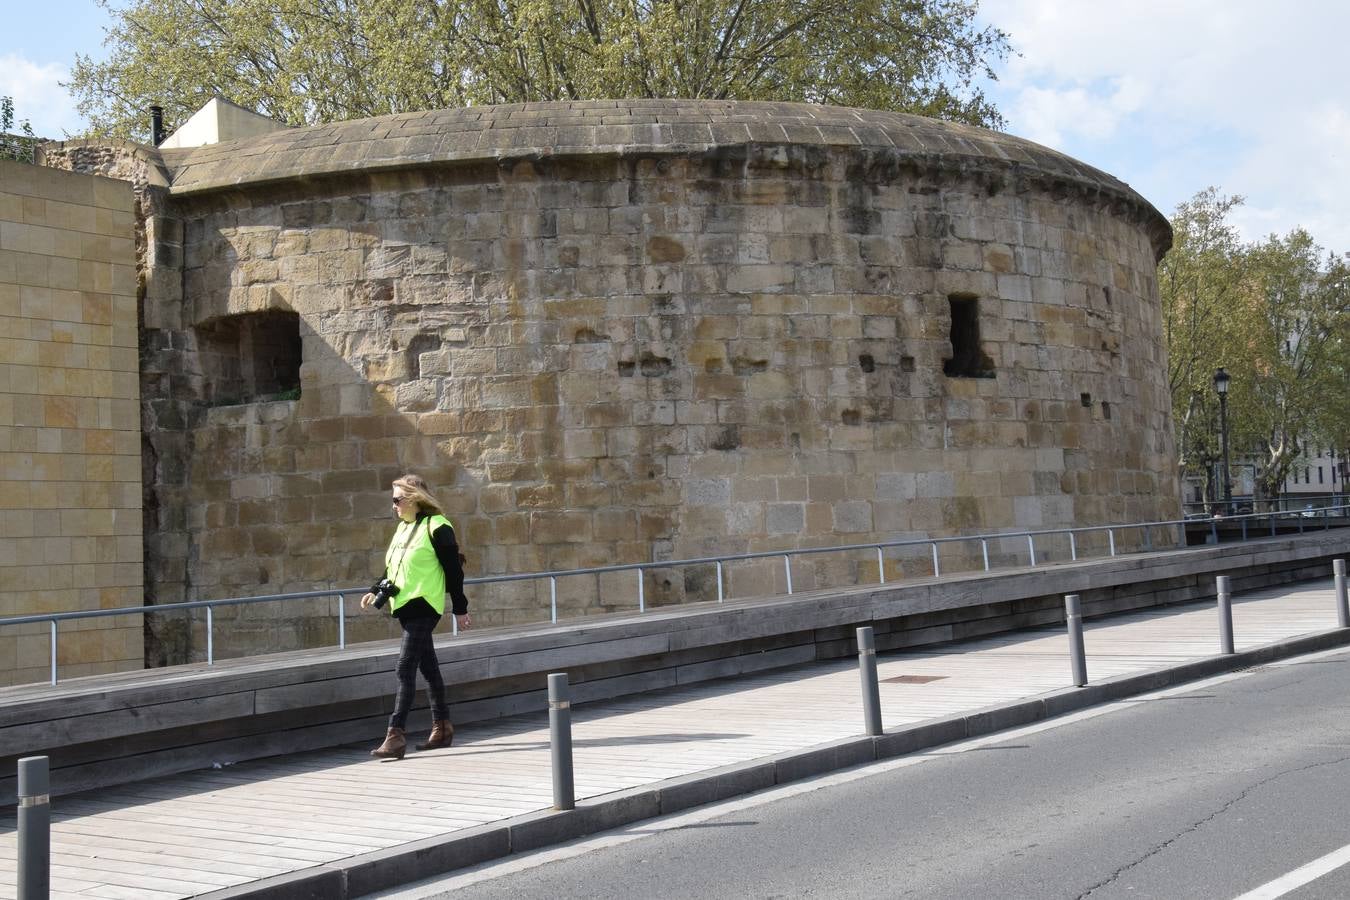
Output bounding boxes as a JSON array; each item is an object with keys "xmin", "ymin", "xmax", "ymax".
[
  {"xmin": 1159, "ymin": 188, "xmax": 1246, "ymax": 507},
  {"xmin": 1, "ymin": 96, "xmax": 37, "ymax": 163},
  {"xmin": 70, "ymin": 0, "xmax": 1010, "ymax": 140},
  {"xmin": 1235, "ymin": 234, "xmax": 1349, "ymax": 500},
  {"xmin": 1161, "ymin": 188, "xmax": 1350, "ymax": 506}
]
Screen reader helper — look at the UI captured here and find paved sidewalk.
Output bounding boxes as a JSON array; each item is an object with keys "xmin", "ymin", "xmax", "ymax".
[{"xmin": 0, "ymin": 578, "xmax": 1345, "ymax": 899}]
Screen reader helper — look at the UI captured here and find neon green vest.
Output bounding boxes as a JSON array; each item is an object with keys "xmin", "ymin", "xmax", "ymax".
[{"xmin": 384, "ymin": 514, "xmax": 450, "ymax": 615}]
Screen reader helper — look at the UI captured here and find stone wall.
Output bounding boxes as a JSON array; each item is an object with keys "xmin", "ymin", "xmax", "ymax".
[
  {"xmin": 44, "ymin": 102, "xmax": 1181, "ymax": 659},
  {"xmin": 0, "ymin": 159, "xmax": 142, "ymax": 684}
]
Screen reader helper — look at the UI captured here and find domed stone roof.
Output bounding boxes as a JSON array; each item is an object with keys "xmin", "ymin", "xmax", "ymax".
[{"xmin": 156, "ymin": 100, "xmax": 1168, "ymax": 252}]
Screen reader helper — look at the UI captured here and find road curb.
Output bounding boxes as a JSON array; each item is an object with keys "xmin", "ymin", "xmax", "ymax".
[{"xmin": 199, "ymin": 626, "xmax": 1350, "ymax": 899}]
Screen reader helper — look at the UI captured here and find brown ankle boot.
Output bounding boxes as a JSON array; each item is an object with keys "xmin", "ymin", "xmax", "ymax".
[
  {"xmin": 370, "ymin": 727, "xmax": 406, "ymax": 760},
  {"xmin": 417, "ymin": 719, "xmax": 454, "ymax": 751}
]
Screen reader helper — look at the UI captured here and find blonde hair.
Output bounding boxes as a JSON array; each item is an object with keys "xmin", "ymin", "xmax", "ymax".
[{"xmin": 392, "ymin": 473, "xmax": 444, "ymax": 516}]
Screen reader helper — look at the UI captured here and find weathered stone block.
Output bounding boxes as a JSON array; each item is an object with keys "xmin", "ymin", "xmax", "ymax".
[
  {"xmin": 530, "ymin": 511, "xmax": 592, "ymax": 544},
  {"xmin": 766, "ymin": 503, "xmax": 805, "ymax": 534}
]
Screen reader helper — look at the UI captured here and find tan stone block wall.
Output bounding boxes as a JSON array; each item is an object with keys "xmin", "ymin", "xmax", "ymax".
[
  {"xmin": 159, "ymin": 147, "xmax": 1178, "ymax": 642},
  {"xmin": 0, "ymin": 160, "xmax": 142, "ymax": 685}
]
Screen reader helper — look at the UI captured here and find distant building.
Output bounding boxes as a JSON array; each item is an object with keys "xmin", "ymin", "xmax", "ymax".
[
  {"xmin": 1182, "ymin": 445, "xmax": 1346, "ymax": 513},
  {"xmin": 1281, "ymin": 445, "xmax": 1347, "ymax": 499}
]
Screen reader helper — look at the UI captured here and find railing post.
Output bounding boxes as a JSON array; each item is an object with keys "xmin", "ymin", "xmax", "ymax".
[
  {"xmin": 49, "ymin": 621, "xmax": 57, "ymax": 686},
  {"xmin": 1269, "ymin": 513, "xmax": 1276, "ymax": 537},
  {"xmin": 549, "ymin": 576, "xmax": 558, "ymax": 624},
  {"xmin": 1069, "ymin": 531, "xmax": 1077, "ymax": 561},
  {"xmin": 18, "ymin": 755, "xmax": 50, "ymax": 900},
  {"xmin": 1335, "ymin": 560, "xmax": 1348, "ymax": 629},
  {"xmin": 1108, "ymin": 529, "xmax": 1116, "ymax": 557},
  {"xmin": 337, "ymin": 592, "xmax": 346, "ymax": 649},
  {"xmin": 1216, "ymin": 575, "xmax": 1235, "ymax": 654},
  {"xmin": 637, "ymin": 568, "xmax": 645, "ymax": 612},
  {"xmin": 547, "ymin": 673, "xmax": 575, "ymax": 811},
  {"xmin": 1210, "ymin": 517, "xmax": 1219, "ymax": 545},
  {"xmin": 876, "ymin": 547, "xmax": 885, "ymax": 584},
  {"xmin": 715, "ymin": 561, "xmax": 724, "ymax": 602},
  {"xmin": 1143, "ymin": 525, "xmax": 1153, "ymax": 551},
  {"xmin": 1027, "ymin": 535, "xmax": 1037, "ymax": 567},
  {"xmin": 930, "ymin": 542, "xmax": 940, "ymax": 577},
  {"xmin": 1241, "ymin": 517, "xmax": 1248, "ymax": 541},
  {"xmin": 1065, "ymin": 594, "xmax": 1088, "ymax": 687},
  {"xmin": 206, "ymin": 605, "xmax": 214, "ymax": 665},
  {"xmin": 856, "ymin": 627, "xmax": 883, "ymax": 736},
  {"xmin": 783, "ymin": 555, "xmax": 793, "ymax": 594},
  {"xmin": 981, "ymin": 539, "xmax": 990, "ymax": 571}
]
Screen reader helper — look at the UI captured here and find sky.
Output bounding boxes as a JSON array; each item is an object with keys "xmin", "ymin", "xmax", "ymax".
[
  {"xmin": 974, "ymin": 0, "xmax": 1350, "ymax": 253},
  {"xmin": 3, "ymin": 0, "xmax": 1348, "ymax": 254}
]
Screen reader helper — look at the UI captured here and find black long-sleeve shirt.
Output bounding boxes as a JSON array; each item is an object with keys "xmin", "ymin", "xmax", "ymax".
[{"xmin": 373, "ymin": 513, "xmax": 469, "ymax": 619}]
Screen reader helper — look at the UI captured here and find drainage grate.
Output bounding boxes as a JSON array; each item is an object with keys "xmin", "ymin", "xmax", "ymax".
[{"xmin": 881, "ymin": 675, "xmax": 947, "ymax": 684}]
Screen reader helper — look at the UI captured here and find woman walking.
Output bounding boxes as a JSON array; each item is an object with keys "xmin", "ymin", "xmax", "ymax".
[{"xmin": 362, "ymin": 473, "xmax": 471, "ymax": 760}]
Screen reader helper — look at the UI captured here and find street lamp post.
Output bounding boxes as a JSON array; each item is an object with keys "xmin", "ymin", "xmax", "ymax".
[{"xmin": 1214, "ymin": 367, "xmax": 1233, "ymax": 516}]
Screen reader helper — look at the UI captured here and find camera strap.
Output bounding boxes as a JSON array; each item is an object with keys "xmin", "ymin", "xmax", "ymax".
[{"xmin": 388, "ymin": 516, "xmax": 429, "ymax": 582}]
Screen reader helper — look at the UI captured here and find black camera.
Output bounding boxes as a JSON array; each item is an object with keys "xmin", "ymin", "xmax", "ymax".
[{"xmin": 370, "ymin": 577, "xmax": 400, "ymax": 608}]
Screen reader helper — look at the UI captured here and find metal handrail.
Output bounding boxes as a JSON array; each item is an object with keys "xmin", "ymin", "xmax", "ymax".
[
  {"xmin": 7, "ymin": 504, "xmax": 1347, "ymax": 685},
  {"xmin": 1182, "ymin": 493, "xmax": 1348, "ymax": 515}
]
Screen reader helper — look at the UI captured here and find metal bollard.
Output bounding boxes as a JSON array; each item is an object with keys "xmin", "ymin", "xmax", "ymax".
[
  {"xmin": 1216, "ymin": 575, "xmax": 1235, "ymax": 654},
  {"xmin": 1065, "ymin": 594, "xmax": 1088, "ymax": 687},
  {"xmin": 1335, "ymin": 560, "xmax": 1348, "ymax": 629},
  {"xmin": 856, "ymin": 627, "xmax": 883, "ymax": 736},
  {"xmin": 547, "ymin": 673, "xmax": 575, "ymax": 811},
  {"xmin": 18, "ymin": 756, "xmax": 50, "ymax": 900}
]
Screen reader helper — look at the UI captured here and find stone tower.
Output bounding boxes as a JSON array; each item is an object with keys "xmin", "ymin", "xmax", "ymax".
[{"xmin": 43, "ymin": 100, "xmax": 1177, "ymax": 658}]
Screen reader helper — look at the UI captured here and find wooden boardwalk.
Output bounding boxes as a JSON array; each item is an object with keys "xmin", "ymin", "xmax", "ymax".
[{"xmin": 0, "ymin": 580, "xmax": 1343, "ymax": 899}]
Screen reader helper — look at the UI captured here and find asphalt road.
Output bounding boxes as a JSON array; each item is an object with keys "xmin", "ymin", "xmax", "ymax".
[{"xmin": 385, "ymin": 648, "xmax": 1350, "ymax": 900}]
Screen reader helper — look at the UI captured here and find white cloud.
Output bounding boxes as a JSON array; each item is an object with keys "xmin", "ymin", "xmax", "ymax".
[
  {"xmin": 979, "ymin": 0, "xmax": 1350, "ymax": 252},
  {"xmin": 1005, "ymin": 76, "xmax": 1146, "ymax": 148},
  {"xmin": 0, "ymin": 54, "xmax": 83, "ymax": 140},
  {"xmin": 1224, "ymin": 103, "xmax": 1350, "ymax": 251}
]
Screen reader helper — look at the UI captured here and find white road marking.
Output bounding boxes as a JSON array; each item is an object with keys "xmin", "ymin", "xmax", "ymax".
[{"xmin": 1232, "ymin": 842, "xmax": 1350, "ymax": 899}]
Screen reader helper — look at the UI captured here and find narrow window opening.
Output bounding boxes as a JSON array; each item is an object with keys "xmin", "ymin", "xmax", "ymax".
[
  {"xmin": 406, "ymin": 332, "xmax": 442, "ymax": 379},
  {"xmin": 942, "ymin": 294, "xmax": 994, "ymax": 378},
  {"xmin": 1080, "ymin": 393, "xmax": 1092, "ymax": 408},
  {"xmin": 1102, "ymin": 401, "xmax": 1112, "ymax": 420},
  {"xmin": 195, "ymin": 310, "xmax": 302, "ymax": 405}
]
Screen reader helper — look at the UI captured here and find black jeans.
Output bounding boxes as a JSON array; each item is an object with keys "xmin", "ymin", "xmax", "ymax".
[{"xmin": 390, "ymin": 615, "xmax": 448, "ymax": 729}]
